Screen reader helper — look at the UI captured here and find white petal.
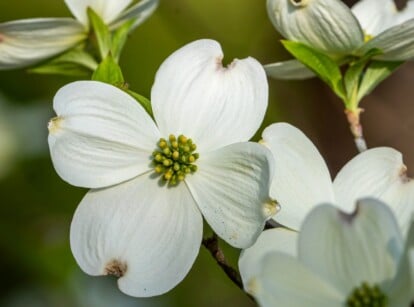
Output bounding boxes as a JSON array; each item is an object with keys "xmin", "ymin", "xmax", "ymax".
[
  {"xmin": 267, "ymin": 0, "xmax": 364, "ymax": 55},
  {"xmin": 70, "ymin": 173, "xmax": 203, "ymax": 297},
  {"xmin": 239, "ymin": 228, "xmax": 298, "ymax": 291},
  {"xmin": 396, "ymin": 1, "xmax": 414, "ymax": 25},
  {"xmin": 388, "ymin": 219, "xmax": 414, "ymax": 306},
  {"xmin": 264, "ymin": 59, "xmax": 315, "ymax": 80},
  {"xmin": 151, "ymin": 39, "xmax": 268, "ymax": 153},
  {"xmin": 64, "ymin": 0, "xmax": 133, "ymax": 26},
  {"xmin": 111, "ymin": 0, "xmax": 159, "ymax": 30},
  {"xmin": 298, "ymin": 200, "xmax": 403, "ymax": 296},
  {"xmin": 48, "ymin": 81, "xmax": 160, "ymax": 188},
  {"xmin": 333, "ymin": 147, "xmax": 414, "ymax": 235},
  {"xmin": 185, "ymin": 142, "xmax": 275, "ymax": 248},
  {"xmin": 359, "ymin": 19, "xmax": 414, "ymax": 60},
  {"xmin": 0, "ymin": 18, "xmax": 85, "ymax": 70},
  {"xmin": 251, "ymin": 252, "xmax": 343, "ymax": 307},
  {"xmin": 261, "ymin": 123, "xmax": 335, "ymax": 231},
  {"xmin": 351, "ymin": 0, "xmax": 396, "ymax": 36}
]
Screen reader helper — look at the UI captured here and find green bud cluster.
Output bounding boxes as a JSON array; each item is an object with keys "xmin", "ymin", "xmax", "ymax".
[
  {"xmin": 152, "ymin": 134, "xmax": 199, "ymax": 186},
  {"xmin": 346, "ymin": 282, "xmax": 387, "ymax": 307}
]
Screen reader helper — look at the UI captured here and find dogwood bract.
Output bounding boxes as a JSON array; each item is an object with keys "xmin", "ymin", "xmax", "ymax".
[
  {"xmin": 0, "ymin": 0, "xmax": 158, "ymax": 69},
  {"xmin": 239, "ymin": 199, "xmax": 414, "ymax": 306},
  {"xmin": 265, "ymin": 0, "xmax": 414, "ymax": 79},
  {"xmin": 260, "ymin": 123, "xmax": 414, "ymax": 235},
  {"xmin": 48, "ymin": 39, "xmax": 277, "ymax": 297}
]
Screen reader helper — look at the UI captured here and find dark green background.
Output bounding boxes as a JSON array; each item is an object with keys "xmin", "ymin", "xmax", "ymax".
[{"xmin": 0, "ymin": 0, "xmax": 413, "ymax": 306}]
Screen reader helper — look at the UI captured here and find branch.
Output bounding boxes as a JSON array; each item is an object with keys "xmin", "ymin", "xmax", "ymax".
[
  {"xmin": 345, "ymin": 108, "xmax": 367, "ymax": 153},
  {"xmin": 202, "ymin": 233, "xmax": 245, "ymax": 291}
]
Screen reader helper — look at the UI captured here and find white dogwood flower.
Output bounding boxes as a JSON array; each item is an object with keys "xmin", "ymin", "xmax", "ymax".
[
  {"xmin": 266, "ymin": 0, "xmax": 414, "ymax": 79},
  {"xmin": 239, "ymin": 199, "xmax": 414, "ymax": 307},
  {"xmin": 260, "ymin": 123, "xmax": 414, "ymax": 235},
  {"xmin": 0, "ymin": 0, "xmax": 158, "ymax": 69},
  {"xmin": 48, "ymin": 39, "xmax": 276, "ymax": 297}
]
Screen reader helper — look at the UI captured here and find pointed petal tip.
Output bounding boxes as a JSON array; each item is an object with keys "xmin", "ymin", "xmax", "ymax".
[
  {"xmin": 105, "ymin": 259, "xmax": 128, "ymax": 278},
  {"xmin": 48, "ymin": 116, "xmax": 64, "ymax": 134},
  {"xmin": 262, "ymin": 199, "xmax": 280, "ymax": 219},
  {"xmin": 246, "ymin": 277, "xmax": 261, "ymax": 295}
]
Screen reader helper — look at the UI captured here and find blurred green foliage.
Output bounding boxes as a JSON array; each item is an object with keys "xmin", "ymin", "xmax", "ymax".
[{"xmin": 0, "ymin": 0, "xmax": 367, "ymax": 306}]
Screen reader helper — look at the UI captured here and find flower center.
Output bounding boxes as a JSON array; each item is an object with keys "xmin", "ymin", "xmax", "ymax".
[
  {"xmin": 346, "ymin": 282, "xmax": 387, "ymax": 307},
  {"xmin": 364, "ymin": 33, "xmax": 373, "ymax": 42},
  {"xmin": 152, "ymin": 134, "xmax": 199, "ymax": 186}
]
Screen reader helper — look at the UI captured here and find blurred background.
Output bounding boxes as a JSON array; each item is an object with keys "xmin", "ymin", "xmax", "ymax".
[{"xmin": 0, "ymin": 0, "xmax": 413, "ymax": 306}]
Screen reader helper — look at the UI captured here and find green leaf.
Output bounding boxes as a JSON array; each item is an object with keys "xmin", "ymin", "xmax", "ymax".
[
  {"xmin": 88, "ymin": 8, "xmax": 111, "ymax": 60},
  {"xmin": 282, "ymin": 40, "xmax": 346, "ymax": 100},
  {"xmin": 29, "ymin": 48, "xmax": 97, "ymax": 77},
  {"xmin": 343, "ymin": 48, "xmax": 383, "ymax": 109},
  {"xmin": 29, "ymin": 62, "xmax": 92, "ymax": 77},
  {"xmin": 111, "ymin": 20, "xmax": 135, "ymax": 62},
  {"xmin": 92, "ymin": 54, "xmax": 124, "ymax": 85},
  {"xmin": 127, "ymin": 90, "xmax": 153, "ymax": 117},
  {"xmin": 357, "ymin": 60, "xmax": 403, "ymax": 102}
]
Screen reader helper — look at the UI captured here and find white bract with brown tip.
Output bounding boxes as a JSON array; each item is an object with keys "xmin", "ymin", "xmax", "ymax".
[
  {"xmin": 239, "ymin": 199, "xmax": 414, "ymax": 306},
  {"xmin": 48, "ymin": 39, "xmax": 276, "ymax": 297},
  {"xmin": 0, "ymin": 0, "xmax": 158, "ymax": 69},
  {"xmin": 261, "ymin": 123, "xmax": 414, "ymax": 235},
  {"xmin": 266, "ymin": 0, "xmax": 414, "ymax": 79}
]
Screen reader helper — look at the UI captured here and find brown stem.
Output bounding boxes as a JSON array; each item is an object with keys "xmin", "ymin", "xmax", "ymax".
[
  {"xmin": 345, "ymin": 108, "xmax": 367, "ymax": 152},
  {"xmin": 202, "ymin": 233, "xmax": 255, "ymax": 302}
]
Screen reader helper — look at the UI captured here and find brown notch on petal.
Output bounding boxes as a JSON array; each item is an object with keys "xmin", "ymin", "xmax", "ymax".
[
  {"xmin": 105, "ymin": 259, "xmax": 127, "ymax": 277},
  {"xmin": 0, "ymin": 34, "xmax": 4, "ymax": 43},
  {"xmin": 338, "ymin": 204, "xmax": 360, "ymax": 224},
  {"xmin": 399, "ymin": 165, "xmax": 412, "ymax": 183},
  {"xmin": 289, "ymin": 0, "xmax": 309, "ymax": 8}
]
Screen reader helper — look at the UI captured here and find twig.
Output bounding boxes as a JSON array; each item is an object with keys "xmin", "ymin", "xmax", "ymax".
[
  {"xmin": 202, "ymin": 233, "xmax": 248, "ymax": 294},
  {"xmin": 345, "ymin": 108, "xmax": 367, "ymax": 152}
]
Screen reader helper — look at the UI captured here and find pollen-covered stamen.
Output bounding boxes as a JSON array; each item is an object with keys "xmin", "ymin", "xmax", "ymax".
[
  {"xmin": 346, "ymin": 282, "xmax": 387, "ymax": 307},
  {"xmin": 152, "ymin": 134, "xmax": 199, "ymax": 185}
]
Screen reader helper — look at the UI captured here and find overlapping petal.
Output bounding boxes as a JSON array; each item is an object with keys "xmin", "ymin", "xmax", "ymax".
[
  {"xmin": 49, "ymin": 81, "xmax": 160, "ymax": 188},
  {"xmin": 151, "ymin": 39, "xmax": 268, "ymax": 153},
  {"xmin": 261, "ymin": 123, "xmax": 335, "ymax": 230},
  {"xmin": 0, "ymin": 18, "xmax": 85, "ymax": 70},
  {"xmin": 266, "ymin": 0, "xmax": 364, "ymax": 56},
  {"xmin": 185, "ymin": 142, "xmax": 274, "ymax": 248},
  {"xmin": 396, "ymin": 1, "xmax": 414, "ymax": 24},
  {"xmin": 264, "ymin": 60, "xmax": 315, "ymax": 80},
  {"xmin": 252, "ymin": 253, "xmax": 343, "ymax": 307},
  {"xmin": 299, "ymin": 199, "xmax": 403, "ymax": 296},
  {"xmin": 351, "ymin": 0, "xmax": 396, "ymax": 36},
  {"xmin": 387, "ymin": 218, "xmax": 414, "ymax": 306},
  {"xmin": 111, "ymin": 0, "xmax": 159, "ymax": 30},
  {"xmin": 359, "ymin": 19, "xmax": 414, "ymax": 60},
  {"xmin": 70, "ymin": 173, "xmax": 203, "ymax": 297},
  {"xmin": 238, "ymin": 228, "xmax": 297, "ymax": 291},
  {"xmin": 333, "ymin": 147, "xmax": 414, "ymax": 234},
  {"xmin": 64, "ymin": 0, "xmax": 133, "ymax": 26}
]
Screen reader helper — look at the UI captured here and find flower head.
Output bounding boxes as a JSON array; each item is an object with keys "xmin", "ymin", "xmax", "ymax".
[
  {"xmin": 0, "ymin": 0, "xmax": 158, "ymax": 69},
  {"xmin": 266, "ymin": 0, "xmax": 414, "ymax": 78},
  {"xmin": 260, "ymin": 123, "xmax": 414, "ymax": 235},
  {"xmin": 48, "ymin": 39, "xmax": 276, "ymax": 297},
  {"xmin": 239, "ymin": 199, "xmax": 414, "ymax": 306}
]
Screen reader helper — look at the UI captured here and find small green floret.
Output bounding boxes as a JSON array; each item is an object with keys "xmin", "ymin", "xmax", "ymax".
[
  {"xmin": 346, "ymin": 282, "xmax": 387, "ymax": 307},
  {"xmin": 152, "ymin": 134, "xmax": 199, "ymax": 185}
]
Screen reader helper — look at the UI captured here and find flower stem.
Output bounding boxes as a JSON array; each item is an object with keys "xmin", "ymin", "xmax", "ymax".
[
  {"xmin": 202, "ymin": 233, "xmax": 251, "ymax": 299},
  {"xmin": 345, "ymin": 108, "xmax": 367, "ymax": 153}
]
